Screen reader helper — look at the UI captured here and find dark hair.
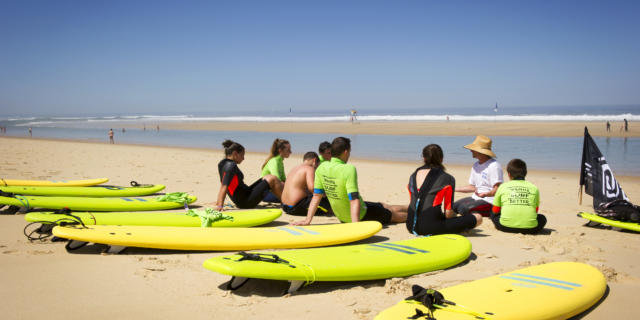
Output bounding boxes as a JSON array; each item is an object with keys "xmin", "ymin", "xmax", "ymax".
[
  {"xmin": 318, "ymin": 141, "xmax": 331, "ymax": 153},
  {"xmin": 222, "ymin": 140, "xmax": 244, "ymax": 156},
  {"xmin": 331, "ymin": 137, "xmax": 351, "ymax": 157},
  {"xmin": 507, "ymin": 158, "xmax": 527, "ymax": 179},
  {"xmin": 422, "ymin": 144, "xmax": 445, "ymax": 170},
  {"xmin": 262, "ymin": 138, "xmax": 290, "ymax": 169},
  {"xmin": 303, "ymin": 151, "xmax": 319, "ymax": 161}
]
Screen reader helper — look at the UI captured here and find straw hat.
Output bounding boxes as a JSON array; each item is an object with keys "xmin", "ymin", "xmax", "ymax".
[{"xmin": 464, "ymin": 135, "xmax": 496, "ymax": 158}]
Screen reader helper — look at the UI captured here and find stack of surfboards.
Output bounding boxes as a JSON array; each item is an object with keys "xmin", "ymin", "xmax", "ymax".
[
  {"xmin": 9, "ymin": 178, "xmax": 608, "ymax": 317},
  {"xmin": 0, "ymin": 178, "xmax": 197, "ymax": 211},
  {"xmin": 11, "ymin": 179, "xmax": 384, "ymax": 255}
]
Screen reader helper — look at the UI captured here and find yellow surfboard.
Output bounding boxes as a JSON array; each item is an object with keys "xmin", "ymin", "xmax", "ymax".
[
  {"xmin": 0, "ymin": 194, "xmax": 196, "ymax": 211},
  {"xmin": 25, "ymin": 208, "xmax": 282, "ymax": 228},
  {"xmin": 52, "ymin": 221, "xmax": 382, "ymax": 252},
  {"xmin": 578, "ymin": 212, "xmax": 640, "ymax": 232},
  {"xmin": 375, "ymin": 262, "xmax": 607, "ymax": 320},
  {"xmin": 203, "ymin": 235, "xmax": 471, "ymax": 293},
  {"xmin": 0, "ymin": 178, "xmax": 109, "ymax": 187}
]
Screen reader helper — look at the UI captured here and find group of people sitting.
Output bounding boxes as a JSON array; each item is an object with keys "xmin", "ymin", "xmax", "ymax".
[{"xmin": 215, "ymin": 135, "xmax": 547, "ymax": 235}]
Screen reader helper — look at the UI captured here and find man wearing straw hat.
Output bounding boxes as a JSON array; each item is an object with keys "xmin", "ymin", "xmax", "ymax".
[{"xmin": 453, "ymin": 135, "xmax": 503, "ymax": 217}]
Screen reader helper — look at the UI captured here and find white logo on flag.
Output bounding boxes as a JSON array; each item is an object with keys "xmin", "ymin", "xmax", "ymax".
[{"xmin": 601, "ymin": 163, "xmax": 627, "ymax": 200}]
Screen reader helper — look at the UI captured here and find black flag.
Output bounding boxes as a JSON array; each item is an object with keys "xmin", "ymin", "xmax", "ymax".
[{"xmin": 579, "ymin": 127, "xmax": 628, "ymax": 208}]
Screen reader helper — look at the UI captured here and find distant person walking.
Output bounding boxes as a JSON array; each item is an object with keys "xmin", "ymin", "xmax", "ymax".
[
  {"xmin": 606, "ymin": 121, "xmax": 611, "ymax": 132},
  {"xmin": 624, "ymin": 118, "xmax": 629, "ymax": 132},
  {"xmin": 156, "ymin": 125, "xmax": 160, "ymax": 131},
  {"xmin": 350, "ymin": 109, "xmax": 357, "ymax": 123},
  {"xmin": 28, "ymin": 127, "xmax": 32, "ymax": 137},
  {"xmin": 109, "ymin": 128, "xmax": 114, "ymax": 144}
]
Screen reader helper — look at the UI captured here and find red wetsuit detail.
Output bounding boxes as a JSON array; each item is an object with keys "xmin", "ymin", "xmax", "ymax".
[{"xmin": 432, "ymin": 185, "xmax": 453, "ymax": 210}]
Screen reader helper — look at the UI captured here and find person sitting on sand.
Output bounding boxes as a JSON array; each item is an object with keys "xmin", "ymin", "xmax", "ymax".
[
  {"xmin": 260, "ymin": 138, "xmax": 291, "ymax": 202},
  {"xmin": 453, "ymin": 135, "xmax": 503, "ymax": 217},
  {"xmin": 292, "ymin": 137, "xmax": 407, "ymax": 226},
  {"xmin": 490, "ymin": 158, "xmax": 546, "ymax": 234},
  {"xmin": 281, "ymin": 151, "xmax": 333, "ymax": 216},
  {"xmin": 216, "ymin": 140, "xmax": 283, "ymax": 210},
  {"xmin": 318, "ymin": 141, "xmax": 332, "ymax": 163},
  {"xmin": 407, "ymin": 144, "xmax": 482, "ymax": 235}
]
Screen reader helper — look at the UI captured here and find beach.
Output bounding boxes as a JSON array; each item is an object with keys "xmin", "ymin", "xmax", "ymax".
[
  {"xmin": 1, "ymin": 132, "xmax": 639, "ymax": 319},
  {"xmin": 147, "ymin": 121, "xmax": 639, "ymax": 138}
]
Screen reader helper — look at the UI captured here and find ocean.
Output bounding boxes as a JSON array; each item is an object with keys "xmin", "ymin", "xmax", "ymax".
[{"xmin": 1, "ymin": 105, "xmax": 638, "ymax": 176}]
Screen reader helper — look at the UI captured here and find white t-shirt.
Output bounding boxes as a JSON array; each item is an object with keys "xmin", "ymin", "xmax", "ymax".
[{"xmin": 469, "ymin": 158, "xmax": 503, "ymax": 202}]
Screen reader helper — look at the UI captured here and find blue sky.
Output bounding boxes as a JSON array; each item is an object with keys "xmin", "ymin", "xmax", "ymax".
[{"xmin": 1, "ymin": 0, "xmax": 639, "ymax": 116}]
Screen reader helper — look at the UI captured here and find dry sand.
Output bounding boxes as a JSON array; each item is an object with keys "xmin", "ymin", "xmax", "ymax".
[{"xmin": 1, "ymin": 135, "xmax": 639, "ymax": 319}]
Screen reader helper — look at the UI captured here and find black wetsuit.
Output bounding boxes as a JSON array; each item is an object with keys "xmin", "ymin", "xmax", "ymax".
[
  {"xmin": 407, "ymin": 165, "xmax": 476, "ymax": 235},
  {"xmin": 218, "ymin": 159, "xmax": 270, "ymax": 209},
  {"xmin": 282, "ymin": 194, "xmax": 333, "ymax": 216}
]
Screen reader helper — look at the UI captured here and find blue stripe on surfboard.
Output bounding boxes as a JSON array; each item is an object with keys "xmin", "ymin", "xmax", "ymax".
[
  {"xmin": 500, "ymin": 275, "xmax": 575, "ymax": 290},
  {"xmin": 368, "ymin": 244, "xmax": 416, "ymax": 254},
  {"xmin": 511, "ymin": 273, "xmax": 582, "ymax": 287},
  {"xmin": 134, "ymin": 198, "xmax": 147, "ymax": 202},
  {"xmin": 381, "ymin": 242, "xmax": 430, "ymax": 253},
  {"xmin": 277, "ymin": 227, "xmax": 303, "ymax": 236},
  {"xmin": 121, "ymin": 198, "xmax": 134, "ymax": 202},
  {"xmin": 292, "ymin": 226, "xmax": 320, "ymax": 235}
]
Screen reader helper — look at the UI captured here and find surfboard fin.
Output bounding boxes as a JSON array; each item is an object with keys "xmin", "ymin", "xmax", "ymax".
[
  {"xmin": 226, "ymin": 276, "xmax": 249, "ymax": 290},
  {"xmin": 106, "ymin": 245, "xmax": 126, "ymax": 254},
  {"xmin": 286, "ymin": 280, "xmax": 305, "ymax": 294},
  {"xmin": 65, "ymin": 240, "xmax": 88, "ymax": 251}
]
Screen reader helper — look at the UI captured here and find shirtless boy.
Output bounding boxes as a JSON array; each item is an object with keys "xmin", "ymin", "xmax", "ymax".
[{"xmin": 281, "ymin": 152, "xmax": 331, "ymax": 216}]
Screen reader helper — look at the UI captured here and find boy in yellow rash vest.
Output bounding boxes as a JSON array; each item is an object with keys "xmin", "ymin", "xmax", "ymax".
[
  {"xmin": 491, "ymin": 159, "xmax": 547, "ymax": 234},
  {"xmin": 292, "ymin": 137, "xmax": 407, "ymax": 226}
]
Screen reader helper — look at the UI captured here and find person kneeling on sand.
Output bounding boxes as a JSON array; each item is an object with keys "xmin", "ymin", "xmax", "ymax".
[
  {"xmin": 490, "ymin": 159, "xmax": 547, "ymax": 234},
  {"xmin": 216, "ymin": 140, "xmax": 283, "ymax": 210},
  {"xmin": 407, "ymin": 144, "xmax": 482, "ymax": 235},
  {"xmin": 292, "ymin": 137, "xmax": 407, "ymax": 226},
  {"xmin": 281, "ymin": 152, "xmax": 333, "ymax": 216},
  {"xmin": 453, "ymin": 135, "xmax": 503, "ymax": 217}
]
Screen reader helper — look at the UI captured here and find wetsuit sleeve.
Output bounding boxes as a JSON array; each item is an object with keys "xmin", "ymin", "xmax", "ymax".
[
  {"xmin": 446, "ymin": 175, "xmax": 455, "ymax": 209},
  {"xmin": 432, "ymin": 174, "xmax": 455, "ymax": 210},
  {"xmin": 221, "ymin": 163, "xmax": 238, "ymax": 186},
  {"xmin": 345, "ymin": 165, "xmax": 359, "ymax": 200}
]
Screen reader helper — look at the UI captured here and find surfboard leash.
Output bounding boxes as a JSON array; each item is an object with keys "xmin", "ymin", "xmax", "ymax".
[
  {"xmin": 130, "ymin": 180, "xmax": 153, "ymax": 187},
  {"xmin": 23, "ymin": 208, "xmax": 88, "ymax": 241},
  {"xmin": 405, "ymin": 285, "xmax": 494, "ymax": 319},
  {"xmin": 233, "ymin": 252, "xmax": 318, "ymax": 292},
  {"xmin": 0, "ymin": 191, "xmax": 31, "ymax": 211}
]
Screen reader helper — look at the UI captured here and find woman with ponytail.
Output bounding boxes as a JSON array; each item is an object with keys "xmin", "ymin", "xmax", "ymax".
[
  {"xmin": 406, "ymin": 144, "xmax": 482, "ymax": 235},
  {"xmin": 260, "ymin": 138, "xmax": 291, "ymax": 202},
  {"xmin": 216, "ymin": 140, "xmax": 283, "ymax": 210},
  {"xmin": 261, "ymin": 138, "xmax": 291, "ymax": 181}
]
